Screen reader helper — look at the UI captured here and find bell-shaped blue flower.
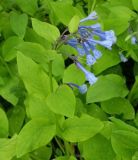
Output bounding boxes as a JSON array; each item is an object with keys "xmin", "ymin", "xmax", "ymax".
[{"xmin": 76, "ymin": 61, "xmax": 98, "ymax": 85}]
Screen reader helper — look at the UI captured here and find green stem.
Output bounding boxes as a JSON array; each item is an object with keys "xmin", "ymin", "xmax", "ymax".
[
  {"xmin": 48, "ymin": 61, "xmax": 66, "ymax": 155},
  {"xmin": 55, "ymin": 137, "xmax": 66, "ymax": 155},
  {"xmin": 91, "ymin": 0, "xmax": 97, "ymax": 12},
  {"xmin": 0, "ymin": 56, "xmax": 14, "ymax": 78},
  {"xmin": 48, "ymin": 60, "xmax": 53, "ymax": 93}
]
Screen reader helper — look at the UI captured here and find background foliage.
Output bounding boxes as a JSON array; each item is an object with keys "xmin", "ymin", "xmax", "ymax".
[{"xmin": 0, "ymin": 0, "xmax": 138, "ymax": 160}]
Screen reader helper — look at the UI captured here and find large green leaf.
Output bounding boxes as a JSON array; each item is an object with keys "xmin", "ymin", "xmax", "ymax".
[
  {"xmin": 2, "ymin": 36, "xmax": 23, "ymax": 61},
  {"xmin": 128, "ymin": 76, "xmax": 138, "ymax": 105},
  {"xmin": 16, "ymin": 0, "xmax": 38, "ymax": 16},
  {"xmin": 132, "ymin": 0, "xmax": 138, "ymax": 11},
  {"xmin": 63, "ymin": 64, "xmax": 85, "ymax": 85},
  {"xmin": 87, "ymin": 74, "xmax": 129, "ymax": 103},
  {"xmin": 0, "ymin": 135, "xmax": 17, "ymax": 160},
  {"xmin": 112, "ymin": 130, "xmax": 138, "ymax": 149},
  {"xmin": 46, "ymin": 85, "xmax": 76, "ymax": 117},
  {"xmin": 48, "ymin": 1, "xmax": 83, "ymax": 25},
  {"xmin": 8, "ymin": 106, "xmax": 25, "ymax": 136},
  {"xmin": 25, "ymin": 93, "xmax": 56, "ymax": 121},
  {"xmin": 16, "ymin": 118, "xmax": 56, "ymax": 157},
  {"xmin": 101, "ymin": 97, "xmax": 135, "ymax": 120},
  {"xmin": 0, "ymin": 77, "xmax": 19, "ymax": 105},
  {"xmin": 10, "ymin": 12, "xmax": 28, "ymax": 39},
  {"xmin": 0, "ymin": 108, "xmax": 9, "ymax": 138},
  {"xmin": 79, "ymin": 134, "xmax": 115, "ymax": 160},
  {"xmin": 32, "ymin": 18, "xmax": 60, "ymax": 43},
  {"xmin": 103, "ymin": 6, "xmax": 136, "ymax": 35},
  {"xmin": 17, "ymin": 52, "xmax": 58, "ymax": 96},
  {"xmin": 93, "ymin": 48, "xmax": 120, "ymax": 75},
  {"xmin": 61, "ymin": 114, "xmax": 104, "ymax": 142},
  {"xmin": 68, "ymin": 15, "xmax": 80, "ymax": 33},
  {"xmin": 16, "ymin": 42, "xmax": 49, "ymax": 65}
]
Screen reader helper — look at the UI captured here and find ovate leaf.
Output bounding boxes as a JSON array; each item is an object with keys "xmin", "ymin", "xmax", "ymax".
[
  {"xmin": 32, "ymin": 18, "xmax": 60, "ymax": 43},
  {"xmin": 61, "ymin": 114, "xmax": 104, "ymax": 142},
  {"xmin": 0, "ymin": 135, "xmax": 17, "ymax": 160},
  {"xmin": 0, "ymin": 108, "xmax": 9, "ymax": 138},
  {"xmin": 87, "ymin": 74, "xmax": 129, "ymax": 103},
  {"xmin": 101, "ymin": 98, "xmax": 135, "ymax": 120},
  {"xmin": 16, "ymin": 118, "xmax": 56, "ymax": 157},
  {"xmin": 79, "ymin": 134, "xmax": 115, "ymax": 160},
  {"xmin": 132, "ymin": 0, "xmax": 138, "ymax": 11},
  {"xmin": 10, "ymin": 12, "xmax": 28, "ymax": 39},
  {"xmin": 17, "ymin": 52, "xmax": 57, "ymax": 97},
  {"xmin": 16, "ymin": 0, "xmax": 38, "ymax": 16},
  {"xmin": 68, "ymin": 15, "xmax": 80, "ymax": 33},
  {"xmin": 46, "ymin": 85, "xmax": 76, "ymax": 117}
]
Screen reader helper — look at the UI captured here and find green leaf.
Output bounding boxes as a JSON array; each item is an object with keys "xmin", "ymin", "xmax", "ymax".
[
  {"xmin": 16, "ymin": 118, "xmax": 56, "ymax": 157},
  {"xmin": 52, "ymin": 53, "xmax": 65, "ymax": 78},
  {"xmin": 112, "ymin": 130, "xmax": 138, "ymax": 149},
  {"xmin": 87, "ymin": 74, "xmax": 129, "ymax": 103},
  {"xmin": 61, "ymin": 114, "xmax": 104, "ymax": 142},
  {"xmin": 103, "ymin": 6, "xmax": 136, "ymax": 35},
  {"xmin": 93, "ymin": 48, "xmax": 120, "ymax": 75},
  {"xmin": 8, "ymin": 106, "xmax": 25, "ymax": 136},
  {"xmin": 16, "ymin": 0, "xmax": 38, "ymax": 16},
  {"xmin": 17, "ymin": 52, "xmax": 58, "ymax": 96},
  {"xmin": 101, "ymin": 98, "xmax": 135, "ymax": 120},
  {"xmin": 128, "ymin": 76, "xmax": 138, "ymax": 105},
  {"xmin": 31, "ymin": 146, "xmax": 52, "ymax": 160},
  {"xmin": 0, "ymin": 135, "xmax": 17, "ymax": 160},
  {"xmin": 68, "ymin": 15, "xmax": 80, "ymax": 33},
  {"xmin": 0, "ymin": 77, "xmax": 19, "ymax": 105},
  {"xmin": 25, "ymin": 93, "xmax": 56, "ymax": 122},
  {"xmin": 63, "ymin": 64, "xmax": 85, "ymax": 85},
  {"xmin": 111, "ymin": 135, "xmax": 135, "ymax": 160},
  {"xmin": 16, "ymin": 42, "xmax": 49, "ymax": 65},
  {"xmin": 49, "ymin": 2, "xmax": 83, "ymax": 25},
  {"xmin": 46, "ymin": 85, "xmax": 76, "ymax": 117},
  {"xmin": 132, "ymin": 0, "xmax": 138, "ymax": 11},
  {"xmin": 2, "ymin": 36, "xmax": 23, "ymax": 61},
  {"xmin": 10, "ymin": 12, "xmax": 28, "ymax": 39},
  {"xmin": 0, "ymin": 108, "xmax": 9, "ymax": 138},
  {"xmin": 79, "ymin": 134, "xmax": 115, "ymax": 160},
  {"xmin": 32, "ymin": 18, "xmax": 60, "ymax": 43},
  {"xmin": 86, "ymin": 103, "xmax": 108, "ymax": 121}
]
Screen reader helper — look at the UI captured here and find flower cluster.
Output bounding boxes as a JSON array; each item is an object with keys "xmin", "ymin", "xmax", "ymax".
[
  {"xmin": 65, "ymin": 11, "xmax": 116, "ymax": 94},
  {"xmin": 66, "ymin": 11, "xmax": 116, "ymax": 66}
]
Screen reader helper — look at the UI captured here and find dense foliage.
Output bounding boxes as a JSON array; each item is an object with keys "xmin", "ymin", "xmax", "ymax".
[{"xmin": 0, "ymin": 0, "xmax": 138, "ymax": 160}]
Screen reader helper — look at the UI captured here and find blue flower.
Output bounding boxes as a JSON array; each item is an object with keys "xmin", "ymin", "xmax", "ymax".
[
  {"xmin": 131, "ymin": 36, "xmax": 137, "ymax": 45},
  {"xmin": 67, "ymin": 83, "xmax": 87, "ymax": 94},
  {"xmin": 76, "ymin": 61, "xmax": 98, "ymax": 85},
  {"xmin": 80, "ymin": 11, "xmax": 98, "ymax": 23},
  {"xmin": 78, "ymin": 84, "xmax": 88, "ymax": 94},
  {"xmin": 65, "ymin": 11, "xmax": 116, "ymax": 66},
  {"xmin": 119, "ymin": 53, "xmax": 128, "ymax": 63}
]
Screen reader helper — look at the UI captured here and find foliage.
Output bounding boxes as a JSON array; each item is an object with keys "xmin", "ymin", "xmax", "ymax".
[{"xmin": 0, "ymin": 0, "xmax": 138, "ymax": 160}]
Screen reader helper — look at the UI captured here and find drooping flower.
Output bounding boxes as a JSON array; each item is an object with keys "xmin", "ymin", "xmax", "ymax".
[
  {"xmin": 65, "ymin": 11, "xmax": 117, "ymax": 66},
  {"xmin": 67, "ymin": 83, "xmax": 87, "ymax": 94},
  {"xmin": 80, "ymin": 11, "xmax": 98, "ymax": 23},
  {"xmin": 119, "ymin": 53, "xmax": 128, "ymax": 63},
  {"xmin": 131, "ymin": 36, "xmax": 137, "ymax": 45},
  {"xmin": 75, "ymin": 61, "xmax": 98, "ymax": 85}
]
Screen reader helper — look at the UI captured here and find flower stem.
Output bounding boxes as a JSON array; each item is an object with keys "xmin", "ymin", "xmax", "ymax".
[
  {"xmin": 91, "ymin": 0, "xmax": 97, "ymax": 12},
  {"xmin": 55, "ymin": 137, "xmax": 66, "ymax": 154},
  {"xmin": 48, "ymin": 60, "xmax": 53, "ymax": 93}
]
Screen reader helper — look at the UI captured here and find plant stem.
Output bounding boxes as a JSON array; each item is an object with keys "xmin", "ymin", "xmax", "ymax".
[
  {"xmin": 0, "ymin": 56, "xmax": 14, "ymax": 78},
  {"xmin": 91, "ymin": 0, "xmax": 96, "ymax": 12},
  {"xmin": 48, "ymin": 60, "xmax": 53, "ymax": 93},
  {"xmin": 55, "ymin": 137, "xmax": 66, "ymax": 154},
  {"xmin": 48, "ymin": 60, "xmax": 66, "ymax": 155}
]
